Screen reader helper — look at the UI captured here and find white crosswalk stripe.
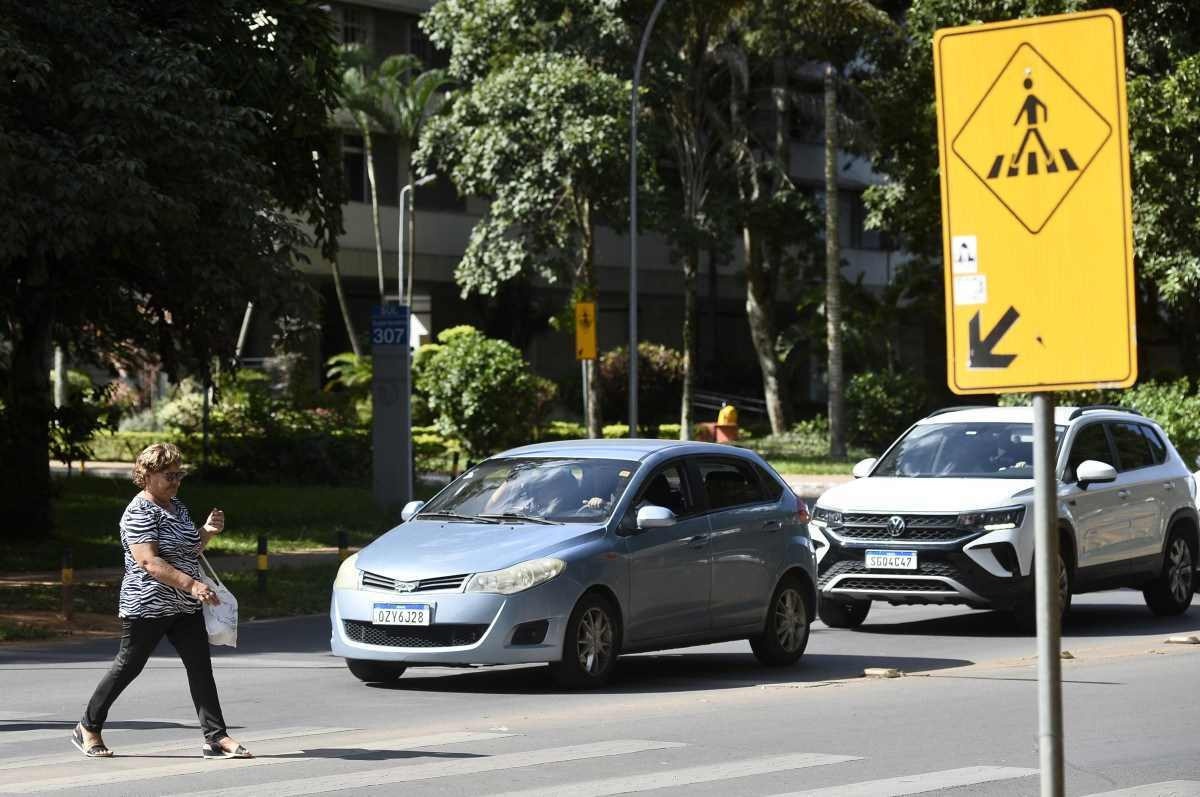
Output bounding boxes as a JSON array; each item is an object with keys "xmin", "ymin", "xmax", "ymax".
[
  {"xmin": 0, "ymin": 726, "xmax": 353, "ymax": 772},
  {"xmin": 176, "ymin": 739, "xmax": 688, "ymax": 797},
  {"xmin": 767, "ymin": 765, "xmax": 1039, "ymax": 796},
  {"xmin": 1083, "ymin": 782, "xmax": 1200, "ymax": 797},
  {"xmin": 487, "ymin": 752, "xmax": 862, "ymax": 797},
  {"xmin": 0, "ymin": 731, "xmax": 513, "ymax": 794},
  {"xmin": 0, "ymin": 718, "xmax": 196, "ymax": 747}
]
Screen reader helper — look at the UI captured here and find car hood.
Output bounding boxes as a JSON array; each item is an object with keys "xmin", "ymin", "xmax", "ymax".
[
  {"xmin": 356, "ymin": 519, "xmax": 605, "ymax": 581},
  {"xmin": 816, "ymin": 477, "xmax": 1033, "ymax": 513}
]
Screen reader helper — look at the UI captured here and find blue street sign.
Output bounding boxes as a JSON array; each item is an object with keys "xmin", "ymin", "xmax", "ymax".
[{"xmin": 371, "ymin": 304, "xmax": 409, "ymax": 348}]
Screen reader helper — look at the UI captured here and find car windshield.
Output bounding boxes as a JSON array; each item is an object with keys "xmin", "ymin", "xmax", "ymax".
[
  {"xmin": 873, "ymin": 422, "xmax": 1065, "ymax": 479},
  {"xmin": 419, "ymin": 457, "xmax": 639, "ymax": 524}
]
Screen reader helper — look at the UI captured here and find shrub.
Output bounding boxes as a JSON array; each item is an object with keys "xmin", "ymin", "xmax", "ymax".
[
  {"xmin": 752, "ymin": 417, "xmax": 833, "ymax": 458},
  {"xmin": 597, "ymin": 342, "xmax": 684, "ymax": 426},
  {"xmin": 846, "ymin": 370, "xmax": 928, "ymax": 450},
  {"xmin": 416, "ymin": 326, "xmax": 537, "ymax": 460}
]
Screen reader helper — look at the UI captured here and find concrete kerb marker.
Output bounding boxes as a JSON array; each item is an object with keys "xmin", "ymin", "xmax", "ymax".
[
  {"xmin": 257, "ymin": 535, "xmax": 268, "ymax": 593},
  {"xmin": 60, "ymin": 548, "xmax": 73, "ymax": 623}
]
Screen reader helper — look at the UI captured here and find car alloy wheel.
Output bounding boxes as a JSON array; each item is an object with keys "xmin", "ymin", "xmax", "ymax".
[
  {"xmin": 750, "ymin": 575, "xmax": 811, "ymax": 666},
  {"xmin": 1144, "ymin": 531, "xmax": 1197, "ymax": 617},
  {"xmin": 1166, "ymin": 537, "xmax": 1194, "ymax": 606},
  {"xmin": 576, "ymin": 606, "xmax": 614, "ymax": 675},
  {"xmin": 773, "ymin": 588, "xmax": 808, "ymax": 653}
]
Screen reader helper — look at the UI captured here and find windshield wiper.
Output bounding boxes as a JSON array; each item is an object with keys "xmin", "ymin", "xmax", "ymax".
[
  {"xmin": 477, "ymin": 513, "xmax": 561, "ymax": 525},
  {"xmin": 416, "ymin": 511, "xmax": 501, "ymax": 524}
]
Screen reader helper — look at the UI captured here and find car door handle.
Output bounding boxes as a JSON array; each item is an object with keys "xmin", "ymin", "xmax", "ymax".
[
  {"xmin": 761, "ymin": 520, "xmax": 783, "ymax": 531},
  {"xmin": 1117, "ymin": 489, "xmax": 1130, "ymax": 499},
  {"xmin": 683, "ymin": 534, "xmax": 709, "ymax": 547}
]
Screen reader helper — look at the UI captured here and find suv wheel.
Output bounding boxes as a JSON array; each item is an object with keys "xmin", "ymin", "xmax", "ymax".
[
  {"xmin": 1143, "ymin": 531, "xmax": 1196, "ymax": 616},
  {"xmin": 1012, "ymin": 552, "xmax": 1072, "ymax": 632},
  {"xmin": 750, "ymin": 576, "xmax": 811, "ymax": 666},
  {"xmin": 550, "ymin": 593, "xmax": 620, "ymax": 689},
  {"xmin": 818, "ymin": 596, "xmax": 871, "ymax": 629},
  {"xmin": 346, "ymin": 659, "xmax": 407, "ymax": 683}
]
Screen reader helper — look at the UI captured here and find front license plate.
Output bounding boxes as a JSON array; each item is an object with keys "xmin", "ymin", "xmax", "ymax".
[
  {"xmin": 865, "ymin": 549, "xmax": 918, "ymax": 570},
  {"xmin": 372, "ymin": 603, "xmax": 432, "ymax": 626}
]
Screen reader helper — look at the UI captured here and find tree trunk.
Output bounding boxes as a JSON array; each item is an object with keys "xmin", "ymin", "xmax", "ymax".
[
  {"xmin": 744, "ymin": 227, "xmax": 788, "ymax": 434},
  {"xmin": 824, "ymin": 64, "xmax": 846, "ymax": 458},
  {"xmin": 406, "ymin": 162, "xmax": 417, "ymax": 306},
  {"xmin": 2, "ymin": 266, "xmax": 54, "ymax": 536},
  {"xmin": 329, "ymin": 256, "xmax": 361, "ymax": 357},
  {"xmin": 679, "ymin": 243, "xmax": 698, "ymax": 440},
  {"xmin": 359, "ymin": 116, "xmax": 385, "ymax": 303}
]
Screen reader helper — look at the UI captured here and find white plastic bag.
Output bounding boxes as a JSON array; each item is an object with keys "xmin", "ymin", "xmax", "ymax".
[{"xmin": 198, "ymin": 554, "xmax": 238, "ymax": 647}]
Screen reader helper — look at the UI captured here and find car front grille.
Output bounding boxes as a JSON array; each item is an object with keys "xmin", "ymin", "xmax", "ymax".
[
  {"xmin": 834, "ymin": 513, "xmax": 963, "ymax": 542},
  {"xmin": 360, "ymin": 570, "xmax": 470, "ymax": 593},
  {"xmin": 342, "ymin": 620, "xmax": 487, "ymax": 648},
  {"xmin": 835, "ymin": 577, "xmax": 955, "ymax": 592},
  {"xmin": 818, "ymin": 558, "xmax": 963, "ymax": 588}
]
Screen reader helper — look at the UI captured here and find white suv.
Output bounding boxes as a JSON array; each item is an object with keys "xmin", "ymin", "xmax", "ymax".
[{"xmin": 810, "ymin": 406, "xmax": 1199, "ymax": 628}]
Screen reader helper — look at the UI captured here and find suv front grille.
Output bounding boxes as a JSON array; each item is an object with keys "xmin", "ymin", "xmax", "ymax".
[
  {"xmin": 342, "ymin": 620, "xmax": 486, "ymax": 648},
  {"xmin": 360, "ymin": 571, "xmax": 470, "ymax": 593},
  {"xmin": 818, "ymin": 558, "xmax": 963, "ymax": 588},
  {"xmin": 834, "ymin": 513, "xmax": 963, "ymax": 542},
  {"xmin": 836, "ymin": 577, "xmax": 954, "ymax": 592}
]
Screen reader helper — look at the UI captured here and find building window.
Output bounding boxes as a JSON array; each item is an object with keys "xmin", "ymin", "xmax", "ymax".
[
  {"xmin": 335, "ymin": 5, "xmax": 373, "ymax": 48},
  {"xmin": 343, "ymin": 134, "xmax": 366, "ymax": 203}
]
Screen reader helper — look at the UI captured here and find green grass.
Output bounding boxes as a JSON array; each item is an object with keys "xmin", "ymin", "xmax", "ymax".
[
  {"xmin": 0, "ymin": 564, "xmax": 338, "ymax": 623},
  {"xmin": 8, "ymin": 476, "xmax": 433, "ymax": 572},
  {"xmin": 762, "ymin": 457, "xmax": 857, "ymax": 475},
  {"xmin": 0, "ymin": 623, "xmax": 57, "ymax": 643}
]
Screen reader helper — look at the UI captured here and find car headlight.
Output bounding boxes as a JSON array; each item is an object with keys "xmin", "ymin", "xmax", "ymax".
[
  {"xmin": 957, "ymin": 507, "xmax": 1025, "ymax": 531},
  {"xmin": 464, "ymin": 558, "xmax": 565, "ymax": 595},
  {"xmin": 332, "ymin": 552, "xmax": 361, "ymax": 590},
  {"xmin": 811, "ymin": 506, "xmax": 843, "ymax": 527}
]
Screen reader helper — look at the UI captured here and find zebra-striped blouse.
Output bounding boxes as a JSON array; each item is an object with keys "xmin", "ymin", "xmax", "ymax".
[{"xmin": 118, "ymin": 495, "xmax": 203, "ymax": 618}]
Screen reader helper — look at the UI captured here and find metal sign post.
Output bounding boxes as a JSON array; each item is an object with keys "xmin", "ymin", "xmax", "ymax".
[
  {"xmin": 933, "ymin": 11, "xmax": 1135, "ymax": 796},
  {"xmin": 371, "ymin": 304, "xmax": 411, "ymax": 512}
]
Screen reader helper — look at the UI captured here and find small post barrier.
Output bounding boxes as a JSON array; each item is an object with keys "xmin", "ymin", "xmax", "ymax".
[
  {"xmin": 337, "ymin": 530, "xmax": 350, "ymax": 561},
  {"xmin": 256, "ymin": 535, "xmax": 268, "ymax": 593},
  {"xmin": 61, "ymin": 548, "xmax": 74, "ymax": 623}
]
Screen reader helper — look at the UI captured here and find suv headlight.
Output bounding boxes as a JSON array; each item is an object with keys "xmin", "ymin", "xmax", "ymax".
[
  {"xmin": 957, "ymin": 507, "xmax": 1025, "ymax": 531},
  {"xmin": 332, "ymin": 552, "xmax": 361, "ymax": 590},
  {"xmin": 465, "ymin": 558, "xmax": 565, "ymax": 595},
  {"xmin": 811, "ymin": 506, "xmax": 843, "ymax": 527}
]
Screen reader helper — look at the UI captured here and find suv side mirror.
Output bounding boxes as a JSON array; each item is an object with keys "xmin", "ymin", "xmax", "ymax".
[
  {"xmin": 1076, "ymin": 460, "xmax": 1117, "ymax": 488},
  {"xmin": 852, "ymin": 458, "xmax": 877, "ymax": 479},
  {"xmin": 400, "ymin": 500, "xmax": 425, "ymax": 522},
  {"xmin": 636, "ymin": 505, "xmax": 676, "ymax": 529}
]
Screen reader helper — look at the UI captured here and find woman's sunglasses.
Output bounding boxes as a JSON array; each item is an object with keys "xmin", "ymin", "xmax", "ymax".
[{"xmin": 160, "ymin": 470, "xmax": 187, "ymax": 483}]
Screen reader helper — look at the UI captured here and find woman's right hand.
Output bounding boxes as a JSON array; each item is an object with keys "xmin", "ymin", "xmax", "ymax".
[{"xmin": 190, "ymin": 580, "xmax": 220, "ymax": 605}]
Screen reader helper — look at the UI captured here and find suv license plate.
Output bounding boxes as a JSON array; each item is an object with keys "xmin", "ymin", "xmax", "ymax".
[
  {"xmin": 372, "ymin": 603, "xmax": 432, "ymax": 626},
  {"xmin": 865, "ymin": 550, "xmax": 918, "ymax": 570}
]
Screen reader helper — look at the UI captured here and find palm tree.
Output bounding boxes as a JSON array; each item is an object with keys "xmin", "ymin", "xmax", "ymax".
[
  {"xmin": 337, "ymin": 46, "xmax": 388, "ymax": 304},
  {"xmin": 374, "ymin": 55, "xmax": 451, "ymax": 304}
]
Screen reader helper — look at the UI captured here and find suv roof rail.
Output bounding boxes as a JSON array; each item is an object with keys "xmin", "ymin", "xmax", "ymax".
[
  {"xmin": 925, "ymin": 405, "xmax": 992, "ymax": 418},
  {"xmin": 1067, "ymin": 404, "xmax": 1143, "ymax": 421}
]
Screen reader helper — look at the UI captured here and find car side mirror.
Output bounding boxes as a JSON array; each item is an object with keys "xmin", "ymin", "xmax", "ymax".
[
  {"xmin": 400, "ymin": 500, "xmax": 425, "ymax": 522},
  {"xmin": 636, "ymin": 505, "xmax": 677, "ymax": 529},
  {"xmin": 1076, "ymin": 460, "xmax": 1117, "ymax": 489},
  {"xmin": 852, "ymin": 458, "xmax": 877, "ymax": 479}
]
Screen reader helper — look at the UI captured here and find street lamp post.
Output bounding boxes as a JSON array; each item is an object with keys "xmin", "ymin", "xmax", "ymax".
[
  {"xmin": 398, "ymin": 174, "xmax": 437, "ymax": 304},
  {"xmin": 629, "ymin": 0, "xmax": 667, "ymax": 438}
]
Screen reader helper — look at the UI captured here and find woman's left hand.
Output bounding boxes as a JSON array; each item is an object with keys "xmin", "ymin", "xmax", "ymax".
[{"xmin": 203, "ymin": 509, "xmax": 225, "ymax": 535}]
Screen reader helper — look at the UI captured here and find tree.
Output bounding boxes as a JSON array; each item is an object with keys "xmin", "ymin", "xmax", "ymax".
[
  {"xmin": 420, "ymin": 1, "xmax": 630, "ymax": 439},
  {"xmin": 337, "ymin": 45, "xmax": 388, "ymax": 303},
  {"xmin": 0, "ymin": 1, "xmax": 344, "ymax": 533}
]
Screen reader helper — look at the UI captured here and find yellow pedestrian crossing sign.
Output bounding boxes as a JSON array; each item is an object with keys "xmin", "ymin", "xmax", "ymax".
[
  {"xmin": 575, "ymin": 301, "xmax": 597, "ymax": 361},
  {"xmin": 934, "ymin": 9, "xmax": 1136, "ymax": 394}
]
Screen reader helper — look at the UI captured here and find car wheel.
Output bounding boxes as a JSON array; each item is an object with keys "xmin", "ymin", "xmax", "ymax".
[
  {"xmin": 1143, "ymin": 531, "xmax": 1196, "ymax": 616},
  {"xmin": 346, "ymin": 659, "xmax": 407, "ymax": 683},
  {"xmin": 550, "ymin": 593, "xmax": 621, "ymax": 689},
  {"xmin": 818, "ymin": 596, "xmax": 871, "ymax": 629},
  {"xmin": 1012, "ymin": 552, "xmax": 1072, "ymax": 632},
  {"xmin": 750, "ymin": 576, "xmax": 811, "ymax": 666}
]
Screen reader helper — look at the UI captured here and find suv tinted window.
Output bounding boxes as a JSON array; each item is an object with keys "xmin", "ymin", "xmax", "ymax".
[
  {"xmin": 1066, "ymin": 423, "xmax": 1114, "ymax": 482},
  {"xmin": 1110, "ymin": 422, "xmax": 1154, "ymax": 471},
  {"xmin": 1140, "ymin": 425, "xmax": 1168, "ymax": 465},
  {"xmin": 697, "ymin": 459, "xmax": 763, "ymax": 510},
  {"xmin": 754, "ymin": 464, "xmax": 785, "ymax": 501}
]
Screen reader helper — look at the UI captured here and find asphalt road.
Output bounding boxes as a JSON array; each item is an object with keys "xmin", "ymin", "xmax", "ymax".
[{"xmin": 1, "ymin": 591, "xmax": 1198, "ymax": 796}]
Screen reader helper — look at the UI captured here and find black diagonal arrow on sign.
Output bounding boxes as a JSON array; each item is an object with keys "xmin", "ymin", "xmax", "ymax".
[{"xmin": 969, "ymin": 306, "xmax": 1019, "ymax": 368}]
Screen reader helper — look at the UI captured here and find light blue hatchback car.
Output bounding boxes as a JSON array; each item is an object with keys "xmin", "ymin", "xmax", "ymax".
[{"xmin": 331, "ymin": 439, "xmax": 817, "ymax": 688}]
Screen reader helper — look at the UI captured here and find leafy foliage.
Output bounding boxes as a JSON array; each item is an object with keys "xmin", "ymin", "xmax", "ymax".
[
  {"xmin": 597, "ymin": 343, "xmax": 685, "ymax": 427},
  {"xmin": 845, "ymin": 369, "xmax": 928, "ymax": 450}
]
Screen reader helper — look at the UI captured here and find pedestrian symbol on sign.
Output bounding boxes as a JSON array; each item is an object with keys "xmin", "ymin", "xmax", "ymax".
[{"xmin": 985, "ymin": 72, "xmax": 1080, "ymax": 179}]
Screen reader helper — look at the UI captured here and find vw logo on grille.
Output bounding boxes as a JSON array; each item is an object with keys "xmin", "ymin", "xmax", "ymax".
[
  {"xmin": 395, "ymin": 581, "xmax": 418, "ymax": 593},
  {"xmin": 887, "ymin": 515, "xmax": 906, "ymax": 537}
]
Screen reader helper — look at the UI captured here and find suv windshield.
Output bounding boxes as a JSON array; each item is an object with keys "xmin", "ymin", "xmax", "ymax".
[
  {"xmin": 419, "ymin": 457, "xmax": 638, "ymax": 524},
  {"xmin": 873, "ymin": 422, "xmax": 1065, "ymax": 479}
]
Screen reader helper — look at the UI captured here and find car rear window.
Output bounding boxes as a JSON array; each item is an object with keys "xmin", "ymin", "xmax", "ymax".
[
  {"xmin": 1110, "ymin": 422, "xmax": 1155, "ymax": 472},
  {"xmin": 1139, "ymin": 425, "xmax": 1168, "ymax": 465},
  {"xmin": 697, "ymin": 459, "xmax": 764, "ymax": 510}
]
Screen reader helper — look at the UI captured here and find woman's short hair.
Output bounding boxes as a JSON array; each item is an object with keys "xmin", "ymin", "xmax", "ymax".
[{"xmin": 132, "ymin": 443, "xmax": 183, "ymax": 488}]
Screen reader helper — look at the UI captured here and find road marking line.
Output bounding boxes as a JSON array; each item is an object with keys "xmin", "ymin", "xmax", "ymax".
[
  {"xmin": 0, "ymin": 727, "xmax": 353, "ymax": 772},
  {"xmin": 1084, "ymin": 782, "xmax": 1200, "ymax": 797},
  {"xmin": 0, "ymin": 731, "xmax": 512, "ymax": 793},
  {"xmin": 768, "ymin": 765, "xmax": 1039, "ymax": 796},
  {"xmin": 487, "ymin": 752, "xmax": 862, "ymax": 797},
  {"xmin": 176, "ymin": 739, "xmax": 688, "ymax": 797},
  {"xmin": 0, "ymin": 719, "xmax": 196, "ymax": 747},
  {"xmin": 0, "ymin": 713, "xmax": 50, "ymax": 722}
]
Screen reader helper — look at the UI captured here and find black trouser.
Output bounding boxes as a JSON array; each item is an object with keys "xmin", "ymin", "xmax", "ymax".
[{"xmin": 82, "ymin": 610, "xmax": 228, "ymax": 744}]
